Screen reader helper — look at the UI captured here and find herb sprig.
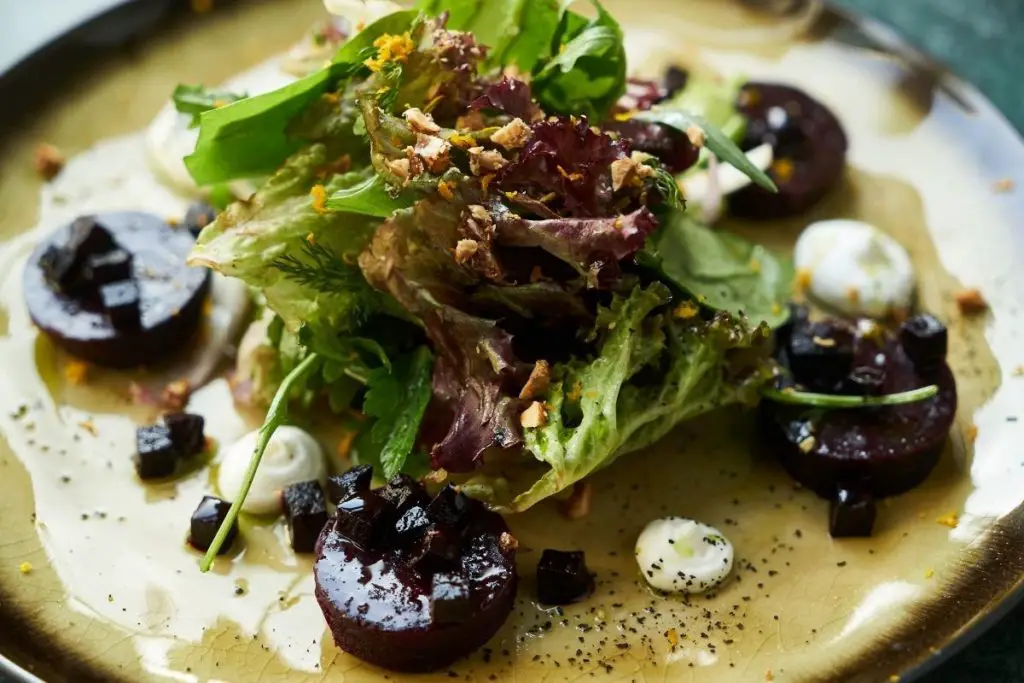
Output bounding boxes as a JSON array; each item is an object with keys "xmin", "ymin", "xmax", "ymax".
[{"xmin": 761, "ymin": 385, "xmax": 939, "ymax": 409}]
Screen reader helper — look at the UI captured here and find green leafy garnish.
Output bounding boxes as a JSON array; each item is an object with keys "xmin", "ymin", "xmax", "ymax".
[
  {"xmin": 761, "ymin": 385, "xmax": 940, "ymax": 408},
  {"xmin": 325, "ymin": 174, "xmax": 415, "ymax": 217},
  {"xmin": 635, "ymin": 108, "xmax": 777, "ymax": 192},
  {"xmin": 532, "ymin": 0, "xmax": 626, "ymax": 121},
  {"xmin": 640, "ymin": 212, "xmax": 793, "ymax": 327},
  {"xmin": 199, "ymin": 353, "xmax": 320, "ymax": 571},
  {"xmin": 356, "ymin": 346, "xmax": 435, "ymax": 479},
  {"xmin": 172, "ymin": 84, "xmax": 247, "ymax": 128}
]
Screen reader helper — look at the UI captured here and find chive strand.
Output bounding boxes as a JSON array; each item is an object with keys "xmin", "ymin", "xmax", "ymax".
[{"xmin": 761, "ymin": 385, "xmax": 939, "ymax": 409}]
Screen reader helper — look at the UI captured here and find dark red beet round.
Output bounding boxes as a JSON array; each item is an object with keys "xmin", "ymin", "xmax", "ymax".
[
  {"xmin": 762, "ymin": 316, "xmax": 957, "ymax": 499},
  {"xmin": 728, "ymin": 82, "xmax": 848, "ymax": 219},
  {"xmin": 314, "ymin": 476, "xmax": 517, "ymax": 672},
  {"xmin": 23, "ymin": 212, "xmax": 210, "ymax": 368}
]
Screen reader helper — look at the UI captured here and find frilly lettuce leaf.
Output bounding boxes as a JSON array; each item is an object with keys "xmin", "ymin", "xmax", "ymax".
[{"xmin": 460, "ymin": 283, "xmax": 774, "ymax": 511}]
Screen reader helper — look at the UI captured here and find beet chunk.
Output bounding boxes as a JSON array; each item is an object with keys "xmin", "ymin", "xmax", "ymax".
[
  {"xmin": 536, "ymin": 549, "xmax": 595, "ymax": 605},
  {"xmin": 282, "ymin": 481, "xmax": 329, "ymax": 553},
  {"xmin": 314, "ymin": 476, "xmax": 517, "ymax": 672},
  {"xmin": 829, "ymin": 487, "xmax": 877, "ymax": 538},
  {"xmin": 83, "ymin": 249, "xmax": 133, "ymax": 288},
  {"xmin": 163, "ymin": 413, "xmax": 205, "ymax": 457},
  {"xmin": 900, "ymin": 314, "xmax": 948, "ymax": 375},
  {"xmin": 134, "ymin": 425, "xmax": 178, "ymax": 480},
  {"xmin": 326, "ymin": 464, "xmax": 373, "ymax": 505},
  {"xmin": 189, "ymin": 495, "xmax": 237, "ymax": 553}
]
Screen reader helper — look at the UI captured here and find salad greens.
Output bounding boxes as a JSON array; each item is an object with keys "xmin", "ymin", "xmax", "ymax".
[
  {"xmin": 184, "ymin": 0, "xmax": 806, "ymax": 544},
  {"xmin": 172, "ymin": 84, "xmax": 247, "ymax": 128}
]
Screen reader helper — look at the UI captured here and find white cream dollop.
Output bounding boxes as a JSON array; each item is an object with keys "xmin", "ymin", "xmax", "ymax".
[
  {"xmin": 217, "ymin": 426, "xmax": 326, "ymax": 515},
  {"xmin": 794, "ymin": 219, "xmax": 915, "ymax": 318},
  {"xmin": 635, "ymin": 517, "xmax": 734, "ymax": 594},
  {"xmin": 323, "ymin": 0, "xmax": 404, "ymax": 27}
]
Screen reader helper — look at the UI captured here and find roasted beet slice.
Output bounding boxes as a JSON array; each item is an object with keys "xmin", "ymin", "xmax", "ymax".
[
  {"xmin": 24, "ymin": 212, "xmax": 211, "ymax": 368},
  {"xmin": 728, "ymin": 82, "xmax": 848, "ymax": 219},
  {"xmin": 314, "ymin": 472, "xmax": 517, "ymax": 672},
  {"xmin": 761, "ymin": 315, "xmax": 957, "ymax": 500}
]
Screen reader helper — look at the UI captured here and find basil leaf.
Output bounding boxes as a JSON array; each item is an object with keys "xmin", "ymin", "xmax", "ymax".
[
  {"xmin": 532, "ymin": 0, "xmax": 626, "ymax": 121},
  {"xmin": 172, "ymin": 84, "xmax": 246, "ymax": 128},
  {"xmin": 325, "ymin": 173, "xmax": 414, "ymax": 217},
  {"xmin": 640, "ymin": 212, "xmax": 793, "ymax": 327},
  {"xmin": 184, "ymin": 10, "xmax": 419, "ymax": 185},
  {"xmin": 357, "ymin": 346, "xmax": 435, "ymax": 479},
  {"xmin": 635, "ymin": 107, "xmax": 777, "ymax": 192}
]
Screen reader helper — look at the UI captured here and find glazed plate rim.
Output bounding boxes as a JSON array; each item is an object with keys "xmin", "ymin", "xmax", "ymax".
[{"xmin": 0, "ymin": 1, "xmax": 1022, "ymax": 682}]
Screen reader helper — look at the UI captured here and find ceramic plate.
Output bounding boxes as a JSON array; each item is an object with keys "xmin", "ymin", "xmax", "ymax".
[{"xmin": 0, "ymin": 1, "xmax": 1022, "ymax": 681}]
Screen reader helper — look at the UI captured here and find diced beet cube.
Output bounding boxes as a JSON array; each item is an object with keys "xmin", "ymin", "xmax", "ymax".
[
  {"xmin": 536, "ymin": 549, "xmax": 594, "ymax": 605},
  {"xmin": 68, "ymin": 216, "xmax": 116, "ymax": 256},
  {"xmin": 394, "ymin": 505, "xmax": 431, "ymax": 547},
  {"xmin": 900, "ymin": 314, "xmax": 948, "ymax": 374},
  {"xmin": 430, "ymin": 571, "xmax": 472, "ymax": 624},
  {"xmin": 38, "ymin": 245, "xmax": 80, "ymax": 292},
  {"xmin": 787, "ymin": 321, "xmax": 855, "ymax": 393},
  {"xmin": 335, "ymin": 492, "xmax": 387, "ymax": 549},
  {"xmin": 184, "ymin": 202, "xmax": 217, "ymax": 239},
  {"xmin": 83, "ymin": 249, "xmax": 133, "ymax": 288},
  {"xmin": 189, "ymin": 495, "xmax": 237, "ymax": 553},
  {"xmin": 282, "ymin": 480, "xmax": 329, "ymax": 553},
  {"xmin": 40, "ymin": 216, "xmax": 117, "ymax": 296},
  {"xmin": 380, "ymin": 474, "xmax": 427, "ymax": 514},
  {"xmin": 410, "ymin": 526, "xmax": 460, "ymax": 572},
  {"xmin": 829, "ymin": 487, "xmax": 876, "ymax": 538},
  {"xmin": 326, "ymin": 464, "xmax": 373, "ymax": 505},
  {"xmin": 134, "ymin": 425, "xmax": 178, "ymax": 480},
  {"xmin": 100, "ymin": 280, "xmax": 141, "ymax": 330},
  {"xmin": 426, "ymin": 484, "xmax": 471, "ymax": 529},
  {"xmin": 163, "ymin": 413, "xmax": 205, "ymax": 457}
]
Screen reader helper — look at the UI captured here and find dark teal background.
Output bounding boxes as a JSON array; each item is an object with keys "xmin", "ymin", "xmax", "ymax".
[{"xmin": 831, "ymin": 1, "xmax": 1024, "ymax": 681}]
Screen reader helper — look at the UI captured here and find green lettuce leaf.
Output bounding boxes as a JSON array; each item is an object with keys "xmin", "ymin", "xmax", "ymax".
[
  {"xmin": 355, "ymin": 346, "xmax": 435, "ymax": 478},
  {"xmin": 184, "ymin": 10, "xmax": 419, "ymax": 185},
  {"xmin": 462, "ymin": 283, "xmax": 774, "ymax": 511},
  {"xmin": 326, "ymin": 172, "xmax": 416, "ymax": 217},
  {"xmin": 639, "ymin": 212, "xmax": 793, "ymax": 328},
  {"xmin": 172, "ymin": 84, "xmax": 246, "ymax": 128},
  {"xmin": 532, "ymin": 0, "xmax": 626, "ymax": 121}
]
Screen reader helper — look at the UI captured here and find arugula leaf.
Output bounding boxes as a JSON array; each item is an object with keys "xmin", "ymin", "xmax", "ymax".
[
  {"xmin": 172, "ymin": 84, "xmax": 247, "ymax": 128},
  {"xmin": 357, "ymin": 346, "xmax": 435, "ymax": 478},
  {"xmin": 325, "ymin": 173, "xmax": 415, "ymax": 217},
  {"xmin": 417, "ymin": 0, "xmax": 568, "ymax": 72},
  {"xmin": 639, "ymin": 211, "xmax": 793, "ymax": 328},
  {"xmin": 184, "ymin": 10, "xmax": 419, "ymax": 185},
  {"xmin": 532, "ymin": 0, "xmax": 627, "ymax": 121},
  {"xmin": 635, "ymin": 107, "xmax": 777, "ymax": 192}
]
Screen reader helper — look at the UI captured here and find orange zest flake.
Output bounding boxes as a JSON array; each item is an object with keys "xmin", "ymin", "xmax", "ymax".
[
  {"xmin": 556, "ymin": 165, "xmax": 584, "ymax": 183},
  {"xmin": 936, "ymin": 511, "xmax": 960, "ymax": 528},
  {"xmin": 613, "ymin": 216, "xmax": 624, "ymax": 230},
  {"xmin": 613, "ymin": 110, "xmax": 635, "ymax": 122},
  {"xmin": 480, "ymin": 174, "xmax": 494, "ymax": 196},
  {"xmin": 964, "ymin": 423, "xmax": 978, "ymax": 443},
  {"xmin": 666, "ymin": 628, "xmax": 679, "ymax": 647},
  {"xmin": 64, "ymin": 360, "xmax": 89, "ymax": 385},
  {"xmin": 336, "ymin": 429, "xmax": 357, "ymax": 461},
  {"xmin": 437, "ymin": 180, "xmax": 455, "ymax": 201},
  {"xmin": 310, "ymin": 184, "xmax": 328, "ymax": 214},
  {"xmin": 364, "ymin": 32, "xmax": 415, "ymax": 72},
  {"xmin": 567, "ymin": 380, "xmax": 584, "ymax": 402},
  {"xmin": 772, "ymin": 158, "xmax": 795, "ymax": 183},
  {"xmin": 673, "ymin": 300, "xmax": 699, "ymax": 319},
  {"xmin": 448, "ymin": 133, "xmax": 476, "ymax": 149},
  {"xmin": 202, "ymin": 297, "xmax": 214, "ymax": 317},
  {"xmin": 77, "ymin": 419, "xmax": 98, "ymax": 436},
  {"xmin": 846, "ymin": 287, "xmax": 860, "ymax": 303},
  {"xmin": 322, "ymin": 91, "xmax": 341, "ymax": 105},
  {"xmin": 795, "ymin": 267, "xmax": 812, "ymax": 292}
]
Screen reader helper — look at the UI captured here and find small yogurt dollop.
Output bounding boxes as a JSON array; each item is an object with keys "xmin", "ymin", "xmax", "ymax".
[
  {"xmin": 794, "ymin": 219, "xmax": 915, "ymax": 318},
  {"xmin": 217, "ymin": 426, "xmax": 326, "ymax": 515},
  {"xmin": 635, "ymin": 517, "xmax": 734, "ymax": 594}
]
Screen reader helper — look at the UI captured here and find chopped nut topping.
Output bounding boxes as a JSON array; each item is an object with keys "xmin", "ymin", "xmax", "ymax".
[
  {"xmin": 560, "ymin": 481, "xmax": 592, "ymax": 520},
  {"xmin": 520, "ymin": 401, "xmax": 548, "ymax": 429},
  {"xmin": 34, "ymin": 143, "xmax": 64, "ymax": 180},
  {"xmin": 499, "ymin": 531, "xmax": 519, "ymax": 551},
  {"xmin": 468, "ymin": 146, "xmax": 507, "ymax": 176},
  {"xmin": 798, "ymin": 436, "xmax": 816, "ymax": 453},
  {"xmin": 402, "ymin": 107, "xmax": 441, "ymax": 134},
  {"xmin": 955, "ymin": 288, "xmax": 988, "ymax": 315},
  {"xmin": 610, "ymin": 157, "xmax": 640, "ymax": 192},
  {"xmin": 490, "ymin": 117, "xmax": 532, "ymax": 149},
  {"xmin": 964, "ymin": 423, "xmax": 978, "ymax": 443},
  {"xmin": 413, "ymin": 134, "xmax": 452, "ymax": 174},
  {"xmin": 161, "ymin": 379, "xmax": 192, "ymax": 411},
  {"xmin": 423, "ymin": 468, "xmax": 449, "ymax": 484},
  {"xmin": 455, "ymin": 110, "xmax": 486, "ymax": 131},
  {"xmin": 437, "ymin": 179, "xmax": 455, "ymax": 201},
  {"xmin": 519, "ymin": 360, "xmax": 551, "ymax": 400},
  {"xmin": 686, "ymin": 125, "xmax": 706, "ymax": 148},
  {"xmin": 388, "ymin": 158, "xmax": 412, "ymax": 183},
  {"xmin": 454, "ymin": 239, "xmax": 480, "ymax": 264},
  {"xmin": 468, "ymin": 204, "xmax": 491, "ymax": 224},
  {"xmin": 993, "ymin": 178, "xmax": 1015, "ymax": 193}
]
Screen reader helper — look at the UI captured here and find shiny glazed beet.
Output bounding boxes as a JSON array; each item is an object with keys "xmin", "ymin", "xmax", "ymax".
[
  {"xmin": 729, "ymin": 82, "xmax": 848, "ymax": 219},
  {"xmin": 24, "ymin": 212, "xmax": 210, "ymax": 368},
  {"xmin": 314, "ymin": 470, "xmax": 517, "ymax": 672},
  {"xmin": 536, "ymin": 549, "xmax": 595, "ymax": 605},
  {"xmin": 761, "ymin": 315, "xmax": 957, "ymax": 499}
]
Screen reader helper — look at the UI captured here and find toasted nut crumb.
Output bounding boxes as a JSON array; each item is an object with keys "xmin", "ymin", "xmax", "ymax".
[
  {"xmin": 798, "ymin": 436, "xmax": 816, "ymax": 453},
  {"xmin": 519, "ymin": 360, "xmax": 551, "ymax": 400},
  {"xmin": 456, "ymin": 110, "xmax": 486, "ymax": 131},
  {"xmin": 468, "ymin": 146, "xmax": 507, "ymax": 176},
  {"xmin": 965, "ymin": 424, "xmax": 978, "ymax": 443},
  {"xmin": 64, "ymin": 361, "xmax": 89, "ymax": 385},
  {"xmin": 490, "ymin": 117, "xmax": 532, "ymax": 149},
  {"xmin": 765, "ymin": 670, "xmax": 774, "ymax": 682},
  {"xmin": 955, "ymin": 288, "xmax": 988, "ymax": 315},
  {"xmin": 402, "ymin": 107, "xmax": 440, "ymax": 134},
  {"xmin": 437, "ymin": 179, "xmax": 455, "ymax": 201},
  {"xmin": 454, "ymin": 239, "xmax": 480, "ymax": 264},
  {"xmin": 423, "ymin": 468, "xmax": 448, "ymax": 484},
  {"xmin": 78, "ymin": 419, "xmax": 98, "ymax": 436},
  {"xmin": 34, "ymin": 143, "xmax": 64, "ymax": 180},
  {"xmin": 686, "ymin": 125, "xmax": 706, "ymax": 148},
  {"xmin": 610, "ymin": 157, "xmax": 641, "ymax": 192},
  {"xmin": 414, "ymin": 134, "xmax": 452, "ymax": 174},
  {"xmin": 499, "ymin": 532, "xmax": 519, "ymax": 551},
  {"xmin": 161, "ymin": 379, "xmax": 191, "ymax": 411},
  {"xmin": 388, "ymin": 158, "xmax": 412, "ymax": 183},
  {"xmin": 560, "ymin": 481, "xmax": 592, "ymax": 520},
  {"xmin": 1014, "ymin": 365, "xmax": 1024, "ymax": 377},
  {"xmin": 520, "ymin": 401, "xmax": 547, "ymax": 429},
  {"xmin": 936, "ymin": 511, "xmax": 959, "ymax": 528},
  {"xmin": 993, "ymin": 178, "xmax": 1015, "ymax": 193}
]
